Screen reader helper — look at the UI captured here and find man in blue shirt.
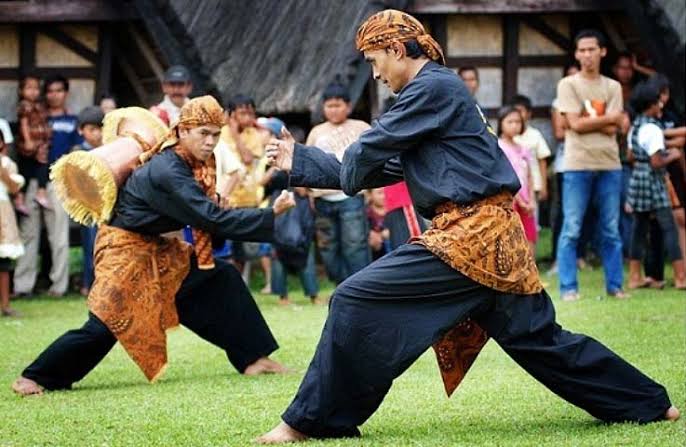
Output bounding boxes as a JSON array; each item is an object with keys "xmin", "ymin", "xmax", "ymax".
[
  {"xmin": 14, "ymin": 75, "xmax": 81, "ymax": 297},
  {"xmin": 257, "ymin": 10, "xmax": 678, "ymax": 444}
]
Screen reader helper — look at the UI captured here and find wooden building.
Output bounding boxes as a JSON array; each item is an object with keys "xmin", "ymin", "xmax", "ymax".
[{"xmin": 0, "ymin": 0, "xmax": 683, "ymax": 133}]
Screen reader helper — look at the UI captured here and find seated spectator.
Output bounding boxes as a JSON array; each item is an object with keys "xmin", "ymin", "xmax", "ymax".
[
  {"xmin": 0, "ymin": 131, "xmax": 25, "ymax": 316},
  {"xmin": 70, "ymin": 106, "xmax": 104, "ymax": 296},
  {"xmin": 626, "ymin": 81, "xmax": 685, "ymax": 289},
  {"xmin": 366, "ymin": 188, "xmax": 390, "ymax": 260}
]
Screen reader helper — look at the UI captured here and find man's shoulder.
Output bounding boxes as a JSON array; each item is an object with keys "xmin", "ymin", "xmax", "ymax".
[{"xmin": 417, "ymin": 64, "xmax": 459, "ymax": 90}]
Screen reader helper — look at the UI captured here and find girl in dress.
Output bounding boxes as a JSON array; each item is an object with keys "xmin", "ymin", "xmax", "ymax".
[{"xmin": 498, "ymin": 106, "xmax": 537, "ymax": 256}]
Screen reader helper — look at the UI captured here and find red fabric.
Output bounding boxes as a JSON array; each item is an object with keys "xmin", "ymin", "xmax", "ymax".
[{"xmin": 383, "ymin": 181, "xmax": 413, "ymax": 212}]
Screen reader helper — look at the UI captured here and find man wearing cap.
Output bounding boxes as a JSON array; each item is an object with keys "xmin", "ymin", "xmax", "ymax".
[
  {"xmin": 12, "ymin": 96, "xmax": 295, "ymax": 396},
  {"xmin": 150, "ymin": 65, "xmax": 193, "ymax": 126},
  {"xmin": 258, "ymin": 10, "xmax": 678, "ymax": 443}
]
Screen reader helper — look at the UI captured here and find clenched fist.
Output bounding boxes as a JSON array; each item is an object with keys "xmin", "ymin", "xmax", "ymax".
[
  {"xmin": 273, "ymin": 190, "xmax": 296, "ymax": 216},
  {"xmin": 265, "ymin": 127, "xmax": 295, "ymax": 172}
]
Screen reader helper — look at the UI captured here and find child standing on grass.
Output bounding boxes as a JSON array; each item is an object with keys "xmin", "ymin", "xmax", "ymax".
[
  {"xmin": 626, "ymin": 81, "xmax": 685, "ymax": 289},
  {"xmin": 70, "ymin": 106, "xmax": 104, "ymax": 296},
  {"xmin": 15, "ymin": 74, "xmax": 51, "ymax": 214},
  {"xmin": 498, "ymin": 106, "xmax": 537, "ymax": 256},
  {"xmin": 0, "ymin": 132, "xmax": 25, "ymax": 316}
]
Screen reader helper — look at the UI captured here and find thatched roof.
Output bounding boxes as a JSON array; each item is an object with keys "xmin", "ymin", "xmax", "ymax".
[{"xmin": 135, "ymin": 0, "xmax": 408, "ymax": 117}]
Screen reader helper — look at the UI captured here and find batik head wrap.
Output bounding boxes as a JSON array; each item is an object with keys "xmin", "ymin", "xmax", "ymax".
[
  {"xmin": 141, "ymin": 95, "xmax": 225, "ymax": 270},
  {"xmin": 355, "ymin": 9, "xmax": 445, "ymax": 65}
]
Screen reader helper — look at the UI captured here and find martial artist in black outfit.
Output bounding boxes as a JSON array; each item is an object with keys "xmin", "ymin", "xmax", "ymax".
[{"xmin": 258, "ymin": 11, "xmax": 676, "ymax": 443}]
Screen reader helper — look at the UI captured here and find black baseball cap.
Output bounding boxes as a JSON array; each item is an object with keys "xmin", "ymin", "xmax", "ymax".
[{"xmin": 163, "ymin": 65, "xmax": 191, "ymax": 83}]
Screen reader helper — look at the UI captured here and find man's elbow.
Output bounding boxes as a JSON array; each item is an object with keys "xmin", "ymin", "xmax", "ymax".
[{"xmin": 341, "ymin": 180, "xmax": 359, "ymax": 197}]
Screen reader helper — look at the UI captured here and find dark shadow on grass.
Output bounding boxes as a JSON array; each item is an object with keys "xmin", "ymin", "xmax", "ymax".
[
  {"xmin": 71, "ymin": 369, "xmax": 245, "ymax": 392},
  {"xmin": 362, "ymin": 416, "xmax": 623, "ymax": 443}
]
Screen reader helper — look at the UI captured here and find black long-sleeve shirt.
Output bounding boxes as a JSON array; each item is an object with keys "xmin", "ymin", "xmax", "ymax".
[
  {"xmin": 110, "ymin": 148, "xmax": 274, "ymax": 241},
  {"xmin": 288, "ymin": 61, "xmax": 520, "ymax": 219}
]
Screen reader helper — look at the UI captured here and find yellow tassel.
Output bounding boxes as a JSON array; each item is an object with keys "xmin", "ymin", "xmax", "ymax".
[{"xmin": 50, "ymin": 152, "xmax": 118, "ymax": 226}]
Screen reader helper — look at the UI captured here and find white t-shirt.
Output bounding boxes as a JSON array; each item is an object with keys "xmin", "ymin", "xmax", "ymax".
[
  {"xmin": 514, "ymin": 126, "xmax": 551, "ymax": 191},
  {"xmin": 0, "ymin": 118, "xmax": 13, "ymax": 145},
  {"xmin": 634, "ymin": 122, "xmax": 665, "ymax": 156}
]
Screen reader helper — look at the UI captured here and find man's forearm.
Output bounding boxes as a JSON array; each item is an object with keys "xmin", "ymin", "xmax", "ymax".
[
  {"xmin": 288, "ymin": 144, "xmax": 343, "ymax": 190},
  {"xmin": 568, "ymin": 115, "xmax": 619, "ymax": 134}
]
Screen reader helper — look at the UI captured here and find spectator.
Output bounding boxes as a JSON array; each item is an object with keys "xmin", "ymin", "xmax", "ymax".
[
  {"xmin": 626, "ymin": 81, "xmax": 685, "ymax": 289},
  {"xmin": 549, "ymin": 63, "xmax": 581, "ymax": 275},
  {"xmin": 70, "ymin": 106, "xmax": 104, "ymax": 296},
  {"xmin": 306, "ymin": 82, "xmax": 371, "ymax": 284},
  {"xmin": 270, "ymin": 182, "xmax": 320, "ymax": 306},
  {"xmin": 641, "ymin": 74, "xmax": 686, "ymax": 286},
  {"xmin": 512, "ymin": 94, "xmax": 552, "ymax": 202},
  {"xmin": 366, "ymin": 188, "xmax": 390, "ymax": 260},
  {"xmin": 99, "ymin": 93, "xmax": 117, "ymax": 115},
  {"xmin": 14, "ymin": 74, "xmax": 80, "ymax": 297},
  {"xmin": 0, "ymin": 116, "xmax": 13, "ymax": 153},
  {"xmin": 222, "ymin": 95, "xmax": 272, "ymax": 293},
  {"xmin": 150, "ymin": 65, "xmax": 192, "ymax": 126},
  {"xmin": 15, "ymin": 74, "xmax": 51, "ymax": 214},
  {"xmin": 498, "ymin": 106, "xmax": 537, "ymax": 255},
  {"xmin": 555, "ymin": 30, "xmax": 627, "ymax": 301},
  {"xmin": 0, "ymin": 131, "xmax": 25, "ymax": 316},
  {"xmin": 612, "ymin": 52, "xmax": 656, "ymax": 105},
  {"xmin": 458, "ymin": 66, "xmax": 479, "ymax": 97},
  {"xmin": 257, "ymin": 118, "xmax": 319, "ymax": 305}
]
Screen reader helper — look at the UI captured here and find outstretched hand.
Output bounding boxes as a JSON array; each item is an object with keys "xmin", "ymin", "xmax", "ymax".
[{"xmin": 265, "ymin": 127, "xmax": 295, "ymax": 172}]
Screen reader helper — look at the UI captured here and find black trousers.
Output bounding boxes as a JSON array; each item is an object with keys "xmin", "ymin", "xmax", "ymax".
[
  {"xmin": 282, "ymin": 244, "xmax": 672, "ymax": 439},
  {"xmin": 22, "ymin": 260, "xmax": 278, "ymax": 390},
  {"xmin": 631, "ymin": 209, "xmax": 682, "ymax": 262}
]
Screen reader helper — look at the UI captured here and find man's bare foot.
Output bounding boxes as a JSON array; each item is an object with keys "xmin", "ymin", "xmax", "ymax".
[
  {"xmin": 278, "ymin": 298, "xmax": 291, "ymax": 306},
  {"xmin": 665, "ymin": 405, "xmax": 680, "ymax": 421},
  {"xmin": 256, "ymin": 421, "xmax": 308, "ymax": 444},
  {"xmin": 310, "ymin": 297, "xmax": 324, "ymax": 305},
  {"xmin": 11, "ymin": 377, "xmax": 43, "ymax": 396},
  {"xmin": 244, "ymin": 357, "xmax": 289, "ymax": 376}
]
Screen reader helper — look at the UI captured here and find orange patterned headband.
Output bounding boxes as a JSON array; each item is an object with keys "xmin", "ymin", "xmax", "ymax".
[{"xmin": 356, "ymin": 9, "xmax": 445, "ymax": 65}]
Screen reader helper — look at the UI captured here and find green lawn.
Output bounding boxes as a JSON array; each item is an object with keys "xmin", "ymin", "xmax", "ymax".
[{"xmin": 1, "ymin": 268, "xmax": 684, "ymax": 447}]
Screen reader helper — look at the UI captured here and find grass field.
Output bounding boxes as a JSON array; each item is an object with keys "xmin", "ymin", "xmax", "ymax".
[{"xmin": 1, "ymin": 264, "xmax": 684, "ymax": 446}]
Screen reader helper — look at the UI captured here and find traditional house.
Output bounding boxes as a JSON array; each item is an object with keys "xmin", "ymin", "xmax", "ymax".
[{"xmin": 0, "ymin": 0, "xmax": 684, "ymax": 131}]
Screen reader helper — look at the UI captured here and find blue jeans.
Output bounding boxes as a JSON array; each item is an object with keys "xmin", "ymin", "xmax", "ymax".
[
  {"xmin": 557, "ymin": 170, "xmax": 624, "ymax": 294},
  {"xmin": 80, "ymin": 225, "xmax": 97, "ymax": 289},
  {"xmin": 315, "ymin": 195, "xmax": 370, "ymax": 284},
  {"xmin": 271, "ymin": 244, "xmax": 319, "ymax": 298}
]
